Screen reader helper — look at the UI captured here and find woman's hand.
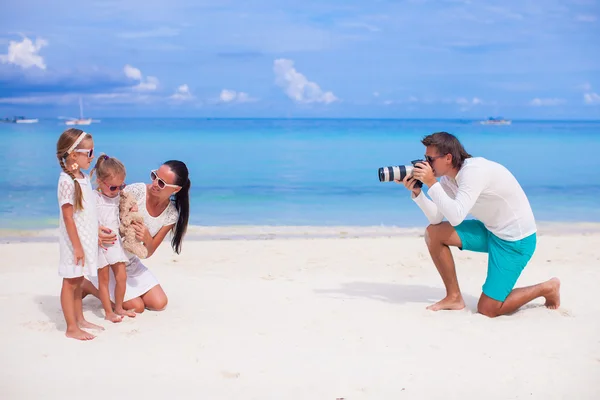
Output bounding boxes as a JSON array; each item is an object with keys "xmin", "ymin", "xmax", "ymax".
[
  {"xmin": 132, "ymin": 220, "xmax": 152, "ymax": 244},
  {"xmin": 98, "ymin": 226, "xmax": 117, "ymax": 249}
]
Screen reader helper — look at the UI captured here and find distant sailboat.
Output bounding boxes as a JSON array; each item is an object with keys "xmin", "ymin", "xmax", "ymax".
[{"xmin": 64, "ymin": 98, "xmax": 98, "ymax": 126}]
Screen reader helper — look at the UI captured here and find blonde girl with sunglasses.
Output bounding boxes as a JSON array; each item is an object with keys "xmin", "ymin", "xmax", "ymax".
[
  {"xmin": 56, "ymin": 128, "xmax": 103, "ymax": 341},
  {"xmin": 90, "ymin": 154, "xmax": 137, "ymax": 323}
]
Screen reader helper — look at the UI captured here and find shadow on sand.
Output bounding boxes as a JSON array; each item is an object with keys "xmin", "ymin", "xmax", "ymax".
[
  {"xmin": 314, "ymin": 281, "xmax": 480, "ymax": 310},
  {"xmin": 34, "ymin": 294, "xmax": 105, "ymax": 331}
]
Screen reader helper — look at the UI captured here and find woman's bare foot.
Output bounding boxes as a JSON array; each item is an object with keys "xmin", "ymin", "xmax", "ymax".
[
  {"xmin": 427, "ymin": 294, "xmax": 466, "ymax": 311},
  {"xmin": 115, "ymin": 307, "xmax": 137, "ymax": 318},
  {"xmin": 544, "ymin": 277, "xmax": 561, "ymax": 309},
  {"xmin": 78, "ymin": 319, "xmax": 105, "ymax": 331},
  {"xmin": 105, "ymin": 312, "xmax": 123, "ymax": 323},
  {"xmin": 66, "ymin": 327, "xmax": 95, "ymax": 341}
]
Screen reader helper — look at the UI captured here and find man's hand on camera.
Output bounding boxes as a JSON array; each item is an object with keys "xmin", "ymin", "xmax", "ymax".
[
  {"xmin": 395, "ymin": 175, "xmax": 421, "ymax": 197},
  {"xmin": 412, "ymin": 161, "xmax": 437, "ymax": 188}
]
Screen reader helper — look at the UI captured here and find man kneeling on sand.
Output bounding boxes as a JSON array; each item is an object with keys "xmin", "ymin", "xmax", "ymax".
[{"xmin": 398, "ymin": 131, "xmax": 560, "ymax": 317}]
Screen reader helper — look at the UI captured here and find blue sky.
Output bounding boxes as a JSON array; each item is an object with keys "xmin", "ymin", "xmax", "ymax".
[{"xmin": 0, "ymin": 0, "xmax": 599, "ymax": 119}]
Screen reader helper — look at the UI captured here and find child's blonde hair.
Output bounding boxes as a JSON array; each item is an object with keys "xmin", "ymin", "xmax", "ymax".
[
  {"xmin": 56, "ymin": 128, "xmax": 93, "ymax": 211},
  {"xmin": 90, "ymin": 154, "xmax": 126, "ymax": 183}
]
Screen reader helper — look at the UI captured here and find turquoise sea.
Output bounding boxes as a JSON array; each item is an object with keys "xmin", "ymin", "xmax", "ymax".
[{"xmin": 0, "ymin": 118, "xmax": 599, "ymax": 230}]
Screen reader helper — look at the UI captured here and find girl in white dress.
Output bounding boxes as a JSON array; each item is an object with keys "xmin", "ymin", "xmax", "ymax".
[
  {"xmin": 56, "ymin": 128, "xmax": 103, "ymax": 341},
  {"xmin": 83, "ymin": 160, "xmax": 191, "ymax": 313},
  {"xmin": 90, "ymin": 154, "xmax": 136, "ymax": 323}
]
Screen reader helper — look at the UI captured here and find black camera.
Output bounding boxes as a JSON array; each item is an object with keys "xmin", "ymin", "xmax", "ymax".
[{"xmin": 378, "ymin": 159, "xmax": 426, "ymax": 188}]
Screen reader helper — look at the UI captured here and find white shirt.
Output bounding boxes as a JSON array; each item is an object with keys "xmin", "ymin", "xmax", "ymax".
[
  {"xmin": 123, "ymin": 183, "xmax": 179, "ymax": 237},
  {"xmin": 57, "ymin": 172, "xmax": 98, "ymax": 277},
  {"xmin": 412, "ymin": 157, "xmax": 536, "ymax": 241}
]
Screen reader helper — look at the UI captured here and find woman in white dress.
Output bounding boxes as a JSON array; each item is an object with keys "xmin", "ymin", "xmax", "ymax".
[{"xmin": 82, "ymin": 160, "xmax": 191, "ymax": 313}]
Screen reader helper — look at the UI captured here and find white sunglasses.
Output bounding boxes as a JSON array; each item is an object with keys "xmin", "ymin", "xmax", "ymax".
[
  {"xmin": 74, "ymin": 148, "xmax": 94, "ymax": 157},
  {"xmin": 150, "ymin": 169, "xmax": 181, "ymax": 189}
]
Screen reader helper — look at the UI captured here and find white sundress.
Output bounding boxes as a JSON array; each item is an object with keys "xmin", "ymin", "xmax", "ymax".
[
  {"xmin": 57, "ymin": 171, "xmax": 99, "ymax": 278},
  {"xmin": 86, "ymin": 183, "xmax": 179, "ymax": 302},
  {"xmin": 95, "ymin": 191, "xmax": 130, "ymax": 268}
]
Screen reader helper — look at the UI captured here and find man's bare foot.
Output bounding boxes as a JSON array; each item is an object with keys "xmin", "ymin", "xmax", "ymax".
[
  {"xmin": 66, "ymin": 327, "xmax": 95, "ymax": 341},
  {"xmin": 115, "ymin": 308, "xmax": 137, "ymax": 318},
  {"xmin": 427, "ymin": 295, "xmax": 466, "ymax": 311},
  {"xmin": 78, "ymin": 319, "xmax": 105, "ymax": 331},
  {"xmin": 544, "ymin": 277, "xmax": 560, "ymax": 309},
  {"xmin": 105, "ymin": 312, "xmax": 123, "ymax": 323}
]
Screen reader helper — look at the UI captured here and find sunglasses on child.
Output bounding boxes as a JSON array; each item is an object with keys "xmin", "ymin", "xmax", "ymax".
[
  {"xmin": 150, "ymin": 170, "xmax": 181, "ymax": 189},
  {"xmin": 101, "ymin": 180, "xmax": 126, "ymax": 192},
  {"xmin": 74, "ymin": 148, "xmax": 94, "ymax": 158}
]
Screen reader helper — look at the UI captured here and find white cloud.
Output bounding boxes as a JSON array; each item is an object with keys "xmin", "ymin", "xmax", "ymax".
[
  {"xmin": 579, "ymin": 83, "xmax": 600, "ymax": 105},
  {"xmin": 170, "ymin": 84, "xmax": 194, "ymax": 101},
  {"xmin": 123, "ymin": 64, "xmax": 159, "ymax": 91},
  {"xmin": 273, "ymin": 59, "xmax": 338, "ymax": 104},
  {"xmin": 584, "ymin": 92, "xmax": 600, "ymax": 104},
  {"xmin": 372, "ymin": 91, "xmax": 380, "ymax": 97},
  {"xmin": 136, "ymin": 76, "xmax": 159, "ymax": 91},
  {"xmin": 529, "ymin": 98, "xmax": 565, "ymax": 106},
  {"xmin": 124, "ymin": 64, "xmax": 142, "ymax": 80},
  {"xmin": 219, "ymin": 89, "xmax": 236, "ymax": 102},
  {"xmin": 218, "ymin": 89, "xmax": 257, "ymax": 103},
  {"xmin": 0, "ymin": 37, "xmax": 48, "ymax": 69}
]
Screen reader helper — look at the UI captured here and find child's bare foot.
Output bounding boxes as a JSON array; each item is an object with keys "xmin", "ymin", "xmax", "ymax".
[
  {"xmin": 105, "ymin": 312, "xmax": 123, "ymax": 323},
  {"xmin": 66, "ymin": 327, "xmax": 95, "ymax": 341},
  {"xmin": 115, "ymin": 307, "xmax": 137, "ymax": 318},
  {"xmin": 78, "ymin": 319, "xmax": 105, "ymax": 331}
]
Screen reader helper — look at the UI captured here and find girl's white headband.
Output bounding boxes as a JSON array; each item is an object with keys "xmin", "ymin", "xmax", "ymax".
[{"xmin": 66, "ymin": 131, "xmax": 88, "ymax": 155}]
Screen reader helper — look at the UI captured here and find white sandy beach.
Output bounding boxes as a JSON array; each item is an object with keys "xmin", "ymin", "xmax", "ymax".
[{"xmin": 1, "ymin": 223, "xmax": 599, "ymax": 399}]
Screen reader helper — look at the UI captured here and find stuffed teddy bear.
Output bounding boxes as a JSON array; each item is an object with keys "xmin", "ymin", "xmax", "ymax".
[{"xmin": 119, "ymin": 191, "xmax": 148, "ymax": 259}]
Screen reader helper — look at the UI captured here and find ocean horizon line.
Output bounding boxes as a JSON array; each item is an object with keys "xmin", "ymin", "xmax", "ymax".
[{"xmin": 5, "ymin": 117, "xmax": 600, "ymax": 123}]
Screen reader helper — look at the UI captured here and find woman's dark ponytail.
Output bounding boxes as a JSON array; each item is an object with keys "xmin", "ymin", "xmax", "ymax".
[{"xmin": 164, "ymin": 160, "xmax": 190, "ymax": 254}]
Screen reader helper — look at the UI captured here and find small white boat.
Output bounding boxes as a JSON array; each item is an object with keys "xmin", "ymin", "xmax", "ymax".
[
  {"xmin": 65, "ymin": 118, "xmax": 93, "ymax": 126},
  {"xmin": 480, "ymin": 117, "xmax": 511, "ymax": 125},
  {"xmin": 15, "ymin": 117, "xmax": 39, "ymax": 124},
  {"xmin": 63, "ymin": 98, "xmax": 98, "ymax": 126},
  {"xmin": 1, "ymin": 116, "xmax": 39, "ymax": 123}
]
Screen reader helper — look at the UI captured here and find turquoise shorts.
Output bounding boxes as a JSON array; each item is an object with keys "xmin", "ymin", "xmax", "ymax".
[{"xmin": 454, "ymin": 220, "xmax": 537, "ymax": 302}]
